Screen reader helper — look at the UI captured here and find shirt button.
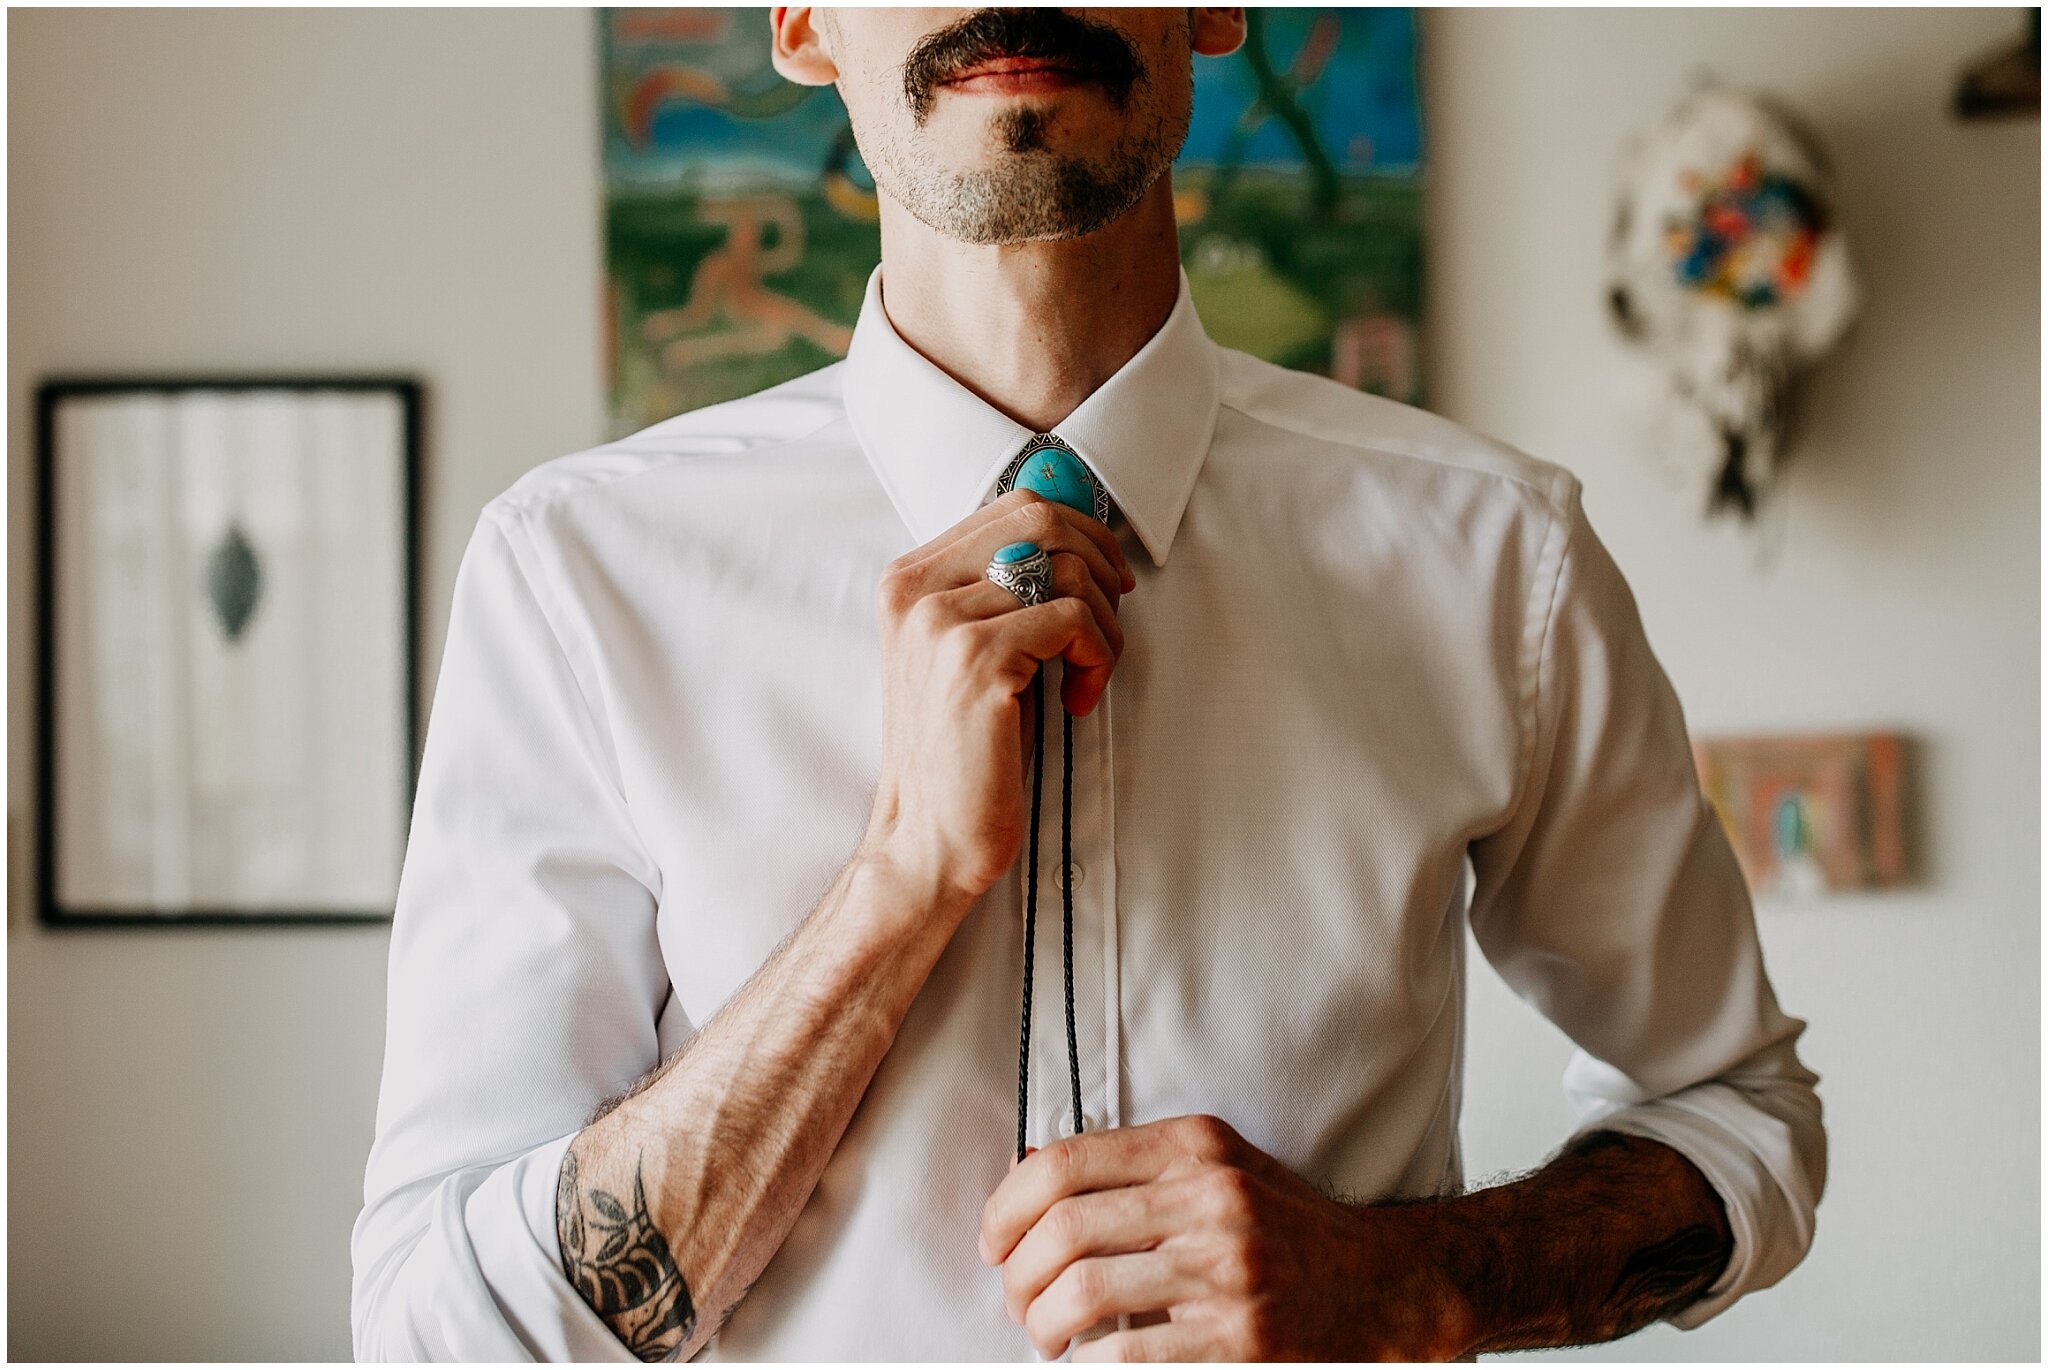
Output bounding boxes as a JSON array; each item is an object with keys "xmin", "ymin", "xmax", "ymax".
[{"xmin": 1053, "ymin": 861, "xmax": 1085, "ymax": 891}]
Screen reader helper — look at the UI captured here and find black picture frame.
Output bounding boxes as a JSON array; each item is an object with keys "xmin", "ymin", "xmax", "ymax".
[{"xmin": 35, "ymin": 376, "xmax": 423, "ymax": 928}]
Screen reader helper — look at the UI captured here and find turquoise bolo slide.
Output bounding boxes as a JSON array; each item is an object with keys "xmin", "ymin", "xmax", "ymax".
[{"xmin": 999, "ymin": 433, "xmax": 1112, "ymax": 524}]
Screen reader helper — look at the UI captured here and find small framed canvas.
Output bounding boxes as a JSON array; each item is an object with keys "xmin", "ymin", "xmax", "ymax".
[
  {"xmin": 1693, "ymin": 731, "xmax": 1913, "ymax": 898},
  {"xmin": 36, "ymin": 378, "xmax": 420, "ymax": 925}
]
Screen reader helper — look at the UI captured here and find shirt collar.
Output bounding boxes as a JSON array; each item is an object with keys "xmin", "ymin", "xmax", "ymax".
[{"xmin": 841, "ymin": 261, "xmax": 1220, "ymax": 567}]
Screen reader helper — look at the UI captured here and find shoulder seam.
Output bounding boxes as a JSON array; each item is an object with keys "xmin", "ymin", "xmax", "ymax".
[
  {"xmin": 1501, "ymin": 466, "xmax": 1582, "ymax": 835},
  {"xmin": 489, "ymin": 410, "xmax": 849, "ymax": 519},
  {"xmin": 476, "ymin": 503, "xmax": 665, "ymax": 897}
]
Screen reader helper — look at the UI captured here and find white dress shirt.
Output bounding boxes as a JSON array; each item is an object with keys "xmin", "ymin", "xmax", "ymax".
[{"xmin": 353, "ymin": 264, "xmax": 1824, "ymax": 1361}]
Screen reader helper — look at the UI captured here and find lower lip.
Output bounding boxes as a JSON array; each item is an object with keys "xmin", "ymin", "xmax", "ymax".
[{"xmin": 941, "ymin": 67, "xmax": 1094, "ymax": 96}]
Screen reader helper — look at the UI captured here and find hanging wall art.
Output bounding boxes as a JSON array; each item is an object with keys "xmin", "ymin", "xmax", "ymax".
[
  {"xmin": 36, "ymin": 378, "xmax": 419, "ymax": 925},
  {"xmin": 1607, "ymin": 84, "xmax": 1860, "ymax": 521},
  {"xmin": 597, "ymin": 7, "xmax": 1426, "ymax": 437}
]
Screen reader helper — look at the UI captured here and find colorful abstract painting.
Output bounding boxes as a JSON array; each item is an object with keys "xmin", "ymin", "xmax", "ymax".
[
  {"xmin": 599, "ymin": 8, "xmax": 1424, "ymax": 438},
  {"xmin": 1693, "ymin": 732, "xmax": 1912, "ymax": 898}
]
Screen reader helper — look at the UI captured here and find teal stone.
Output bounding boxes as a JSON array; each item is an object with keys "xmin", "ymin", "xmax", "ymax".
[
  {"xmin": 1013, "ymin": 443, "xmax": 1098, "ymax": 515},
  {"xmin": 993, "ymin": 540, "xmax": 1041, "ymax": 565}
]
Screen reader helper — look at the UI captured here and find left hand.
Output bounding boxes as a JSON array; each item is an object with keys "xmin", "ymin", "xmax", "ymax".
[{"xmin": 979, "ymin": 1114, "xmax": 1475, "ymax": 1361}]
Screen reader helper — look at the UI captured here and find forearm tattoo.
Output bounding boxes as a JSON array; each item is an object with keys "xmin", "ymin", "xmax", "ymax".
[
  {"xmin": 556, "ymin": 1150, "xmax": 696, "ymax": 1361},
  {"xmin": 1568, "ymin": 1131, "xmax": 1734, "ymax": 1338},
  {"xmin": 1455, "ymin": 1130, "xmax": 1736, "ymax": 1355},
  {"xmin": 1608, "ymin": 1223, "xmax": 1734, "ymax": 1321}
]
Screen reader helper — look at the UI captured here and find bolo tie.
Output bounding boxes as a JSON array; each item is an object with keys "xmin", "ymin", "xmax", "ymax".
[{"xmin": 985, "ymin": 433, "xmax": 1114, "ymax": 1164}]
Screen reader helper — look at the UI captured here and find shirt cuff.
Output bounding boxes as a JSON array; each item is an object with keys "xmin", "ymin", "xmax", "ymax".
[
  {"xmin": 1569, "ymin": 1081, "xmax": 1815, "ymax": 1330},
  {"xmin": 466, "ymin": 1131, "xmax": 636, "ymax": 1361}
]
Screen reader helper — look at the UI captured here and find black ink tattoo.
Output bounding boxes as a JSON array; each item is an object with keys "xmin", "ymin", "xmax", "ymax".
[
  {"xmin": 1449, "ymin": 1130, "xmax": 1738, "ymax": 1355},
  {"xmin": 1607, "ymin": 1222, "xmax": 1733, "ymax": 1323},
  {"xmin": 557, "ymin": 1150, "xmax": 696, "ymax": 1362}
]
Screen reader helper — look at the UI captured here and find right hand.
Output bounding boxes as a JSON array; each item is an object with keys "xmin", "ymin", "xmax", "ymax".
[{"xmin": 863, "ymin": 488, "xmax": 1135, "ymax": 908}]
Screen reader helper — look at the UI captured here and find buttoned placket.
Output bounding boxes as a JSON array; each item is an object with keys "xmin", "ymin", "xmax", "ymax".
[
  {"xmin": 991, "ymin": 442, "xmax": 1130, "ymax": 1153},
  {"xmin": 1024, "ymin": 658, "xmax": 1122, "ymax": 1147}
]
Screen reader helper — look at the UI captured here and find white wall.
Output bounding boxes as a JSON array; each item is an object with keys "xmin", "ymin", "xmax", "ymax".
[
  {"xmin": 6, "ymin": 10, "xmax": 607, "ymax": 1360},
  {"xmin": 1427, "ymin": 8, "xmax": 2040, "ymax": 1362},
  {"xmin": 6, "ymin": 7, "xmax": 2037, "ymax": 1362}
]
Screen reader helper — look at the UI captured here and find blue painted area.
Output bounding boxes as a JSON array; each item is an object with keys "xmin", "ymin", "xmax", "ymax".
[{"xmin": 1179, "ymin": 8, "xmax": 1421, "ymax": 174}]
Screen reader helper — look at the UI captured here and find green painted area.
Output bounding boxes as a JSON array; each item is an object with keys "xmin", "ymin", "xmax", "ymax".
[{"xmin": 605, "ymin": 188, "xmax": 878, "ymax": 437}]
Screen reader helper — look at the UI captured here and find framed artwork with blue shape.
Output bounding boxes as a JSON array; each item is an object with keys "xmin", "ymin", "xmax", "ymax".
[{"xmin": 35, "ymin": 378, "xmax": 420, "ymax": 925}]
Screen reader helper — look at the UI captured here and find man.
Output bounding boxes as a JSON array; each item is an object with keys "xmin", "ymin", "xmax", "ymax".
[{"xmin": 353, "ymin": 7, "xmax": 1824, "ymax": 1361}]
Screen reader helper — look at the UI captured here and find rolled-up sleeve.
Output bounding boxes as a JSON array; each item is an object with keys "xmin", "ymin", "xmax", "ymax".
[
  {"xmin": 351, "ymin": 504, "xmax": 667, "ymax": 1360},
  {"xmin": 1467, "ymin": 476, "xmax": 1825, "ymax": 1328}
]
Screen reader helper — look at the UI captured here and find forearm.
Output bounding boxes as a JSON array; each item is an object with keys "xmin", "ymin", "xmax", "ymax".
[
  {"xmin": 554, "ymin": 845, "xmax": 972, "ymax": 1361},
  {"xmin": 1422, "ymin": 1130, "xmax": 1734, "ymax": 1355}
]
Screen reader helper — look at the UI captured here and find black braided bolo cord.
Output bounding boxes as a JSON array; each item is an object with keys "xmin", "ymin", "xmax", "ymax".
[
  {"xmin": 1060, "ymin": 699, "xmax": 1082, "ymax": 1138},
  {"xmin": 1016, "ymin": 673, "xmax": 1045, "ymax": 1163},
  {"xmin": 1015, "ymin": 668, "xmax": 1087, "ymax": 1163}
]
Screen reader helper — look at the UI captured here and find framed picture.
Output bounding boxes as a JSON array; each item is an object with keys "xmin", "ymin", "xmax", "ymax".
[
  {"xmin": 1693, "ymin": 731, "xmax": 1913, "ymax": 898},
  {"xmin": 36, "ymin": 377, "xmax": 420, "ymax": 926}
]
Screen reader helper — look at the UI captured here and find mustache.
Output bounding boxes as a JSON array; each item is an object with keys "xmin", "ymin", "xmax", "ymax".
[{"xmin": 901, "ymin": 7, "xmax": 1144, "ymax": 122}]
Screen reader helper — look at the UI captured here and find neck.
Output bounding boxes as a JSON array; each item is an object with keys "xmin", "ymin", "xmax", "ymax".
[{"xmin": 873, "ymin": 180, "xmax": 1182, "ymax": 434}]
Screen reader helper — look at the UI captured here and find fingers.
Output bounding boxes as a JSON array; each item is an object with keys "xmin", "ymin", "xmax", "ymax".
[
  {"xmin": 999, "ymin": 597, "xmax": 1118, "ymax": 716},
  {"xmin": 932, "ymin": 578, "xmax": 1120, "ymax": 715},
  {"xmin": 1070, "ymin": 1321, "xmax": 1217, "ymax": 1363},
  {"xmin": 1042, "ymin": 556, "xmax": 1124, "ymax": 670},
  {"xmin": 999, "ymin": 1180, "xmax": 1201, "ymax": 1322},
  {"xmin": 981, "ymin": 1119, "xmax": 1201, "ymax": 1264},
  {"xmin": 949, "ymin": 553, "xmax": 1123, "ymax": 652},
  {"xmin": 904, "ymin": 489, "xmax": 1134, "ymax": 602},
  {"xmin": 1023, "ymin": 1248, "xmax": 1204, "ymax": 1361}
]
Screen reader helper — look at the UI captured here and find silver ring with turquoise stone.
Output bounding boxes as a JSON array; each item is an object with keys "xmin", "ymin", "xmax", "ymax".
[{"xmin": 986, "ymin": 540, "xmax": 1055, "ymax": 607}]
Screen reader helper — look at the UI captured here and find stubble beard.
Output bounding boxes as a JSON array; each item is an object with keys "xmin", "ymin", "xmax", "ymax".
[{"xmin": 871, "ymin": 97, "xmax": 1189, "ymax": 246}]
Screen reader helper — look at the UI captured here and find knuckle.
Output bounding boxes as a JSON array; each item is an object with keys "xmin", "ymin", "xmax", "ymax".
[
  {"xmin": 1043, "ymin": 1197, "xmax": 1087, "ymax": 1251},
  {"xmin": 1203, "ymin": 1165, "xmax": 1256, "ymax": 1222},
  {"xmin": 1182, "ymin": 1113, "xmax": 1239, "ymax": 1162},
  {"xmin": 1022, "ymin": 503, "xmax": 1065, "ymax": 539},
  {"xmin": 1041, "ymin": 1136, "xmax": 1082, "ymax": 1187},
  {"xmin": 1217, "ymin": 1233, "xmax": 1266, "ymax": 1292},
  {"xmin": 902, "ymin": 590, "xmax": 945, "ymax": 632},
  {"xmin": 877, "ymin": 567, "xmax": 917, "ymax": 617},
  {"xmin": 894, "ymin": 558, "xmax": 939, "ymax": 604},
  {"xmin": 1068, "ymin": 1258, "xmax": 1108, "ymax": 1314}
]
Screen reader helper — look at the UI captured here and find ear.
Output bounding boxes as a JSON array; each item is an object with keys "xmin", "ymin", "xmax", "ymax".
[
  {"xmin": 1191, "ymin": 7, "xmax": 1247, "ymax": 59},
  {"xmin": 770, "ymin": 7, "xmax": 838, "ymax": 86}
]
